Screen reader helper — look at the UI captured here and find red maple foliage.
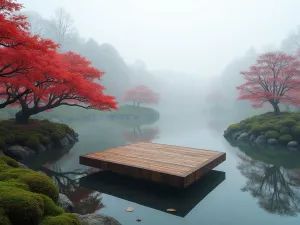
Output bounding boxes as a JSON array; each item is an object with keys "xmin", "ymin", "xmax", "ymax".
[
  {"xmin": 122, "ymin": 85, "xmax": 159, "ymax": 106},
  {"xmin": 237, "ymin": 52, "xmax": 300, "ymax": 114},
  {"xmin": 1, "ymin": 51, "xmax": 117, "ymax": 123},
  {"xmin": 0, "ymin": 0, "xmax": 57, "ymax": 79},
  {"xmin": 0, "ymin": 0, "xmax": 117, "ymax": 123}
]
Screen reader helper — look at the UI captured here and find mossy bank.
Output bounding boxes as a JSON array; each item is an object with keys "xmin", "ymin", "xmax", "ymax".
[
  {"xmin": 0, "ymin": 119, "xmax": 78, "ymax": 162},
  {"xmin": 0, "ymin": 155, "xmax": 81, "ymax": 225},
  {"xmin": 224, "ymin": 112, "xmax": 300, "ymax": 151}
]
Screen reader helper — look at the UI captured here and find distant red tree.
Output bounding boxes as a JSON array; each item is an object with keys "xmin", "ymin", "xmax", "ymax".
[
  {"xmin": 237, "ymin": 52, "xmax": 300, "ymax": 114},
  {"xmin": 123, "ymin": 127, "xmax": 160, "ymax": 143},
  {"xmin": 122, "ymin": 85, "xmax": 159, "ymax": 106}
]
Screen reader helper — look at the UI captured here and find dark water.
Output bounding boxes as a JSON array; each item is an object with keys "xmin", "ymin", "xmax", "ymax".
[{"xmin": 33, "ymin": 114, "xmax": 300, "ymax": 225}]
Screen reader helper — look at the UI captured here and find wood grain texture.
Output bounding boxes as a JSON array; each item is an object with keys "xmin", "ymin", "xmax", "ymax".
[{"xmin": 79, "ymin": 142, "xmax": 226, "ymax": 188}]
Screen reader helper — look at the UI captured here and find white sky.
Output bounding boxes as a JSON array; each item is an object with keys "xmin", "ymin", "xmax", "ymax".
[{"xmin": 18, "ymin": 0, "xmax": 300, "ymax": 77}]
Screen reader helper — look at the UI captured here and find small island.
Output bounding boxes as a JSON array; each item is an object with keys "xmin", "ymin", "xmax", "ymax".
[
  {"xmin": 224, "ymin": 52, "xmax": 300, "ymax": 152},
  {"xmin": 224, "ymin": 112, "xmax": 300, "ymax": 149}
]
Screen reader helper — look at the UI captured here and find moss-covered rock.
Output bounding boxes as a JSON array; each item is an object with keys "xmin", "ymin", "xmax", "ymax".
[
  {"xmin": 279, "ymin": 126, "xmax": 290, "ymax": 134},
  {"xmin": 225, "ymin": 112, "xmax": 300, "ymax": 148},
  {"xmin": 0, "ymin": 119, "xmax": 76, "ymax": 151},
  {"xmin": 279, "ymin": 134, "xmax": 293, "ymax": 143},
  {"xmin": 0, "ymin": 156, "xmax": 80, "ymax": 225},
  {"xmin": 265, "ymin": 131, "xmax": 280, "ymax": 139}
]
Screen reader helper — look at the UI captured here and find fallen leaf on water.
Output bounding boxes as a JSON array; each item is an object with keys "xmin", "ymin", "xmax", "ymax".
[
  {"xmin": 126, "ymin": 207, "xmax": 133, "ymax": 212},
  {"xmin": 136, "ymin": 219, "xmax": 141, "ymax": 222},
  {"xmin": 167, "ymin": 208, "xmax": 176, "ymax": 212}
]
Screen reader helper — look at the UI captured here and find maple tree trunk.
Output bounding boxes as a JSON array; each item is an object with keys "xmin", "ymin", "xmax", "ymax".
[
  {"xmin": 15, "ymin": 110, "xmax": 31, "ymax": 124},
  {"xmin": 271, "ymin": 103, "xmax": 280, "ymax": 114}
]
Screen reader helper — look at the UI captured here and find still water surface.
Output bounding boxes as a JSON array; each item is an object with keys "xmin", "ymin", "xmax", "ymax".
[{"xmin": 32, "ymin": 114, "xmax": 300, "ymax": 225}]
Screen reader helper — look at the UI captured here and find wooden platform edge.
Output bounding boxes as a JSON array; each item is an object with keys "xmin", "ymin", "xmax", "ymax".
[
  {"xmin": 79, "ymin": 151, "xmax": 226, "ymax": 188},
  {"xmin": 183, "ymin": 152, "xmax": 226, "ymax": 188},
  {"xmin": 79, "ymin": 155, "xmax": 186, "ymax": 188}
]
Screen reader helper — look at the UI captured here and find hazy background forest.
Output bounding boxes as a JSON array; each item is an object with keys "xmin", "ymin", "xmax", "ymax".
[{"xmin": 3, "ymin": 0, "xmax": 300, "ymax": 122}]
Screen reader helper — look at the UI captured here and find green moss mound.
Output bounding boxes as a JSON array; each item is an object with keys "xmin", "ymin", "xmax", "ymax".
[
  {"xmin": 0, "ymin": 156, "xmax": 80, "ymax": 225},
  {"xmin": 0, "ymin": 119, "xmax": 75, "ymax": 150},
  {"xmin": 265, "ymin": 131, "xmax": 280, "ymax": 139},
  {"xmin": 226, "ymin": 112, "xmax": 300, "ymax": 143}
]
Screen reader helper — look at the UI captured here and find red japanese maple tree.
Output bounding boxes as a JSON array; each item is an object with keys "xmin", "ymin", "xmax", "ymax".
[
  {"xmin": 122, "ymin": 85, "xmax": 159, "ymax": 107},
  {"xmin": 0, "ymin": 0, "xmax": 58, "ymax": 79},
  {"xmin": 237, "ymin": 52, "xmax": 300, "ymax": 114},
  {"xmin": 0, "ymin": 51, "xmax": 117, "ymax": 123},
  {"xmin": 0, "ymin": 0, "xmax": 117, "ymax": 123}
]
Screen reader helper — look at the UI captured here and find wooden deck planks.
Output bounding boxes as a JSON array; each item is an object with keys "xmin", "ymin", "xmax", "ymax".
[{"xmin": 80, "ymin": 142, "xmax": 226, "ymax": 188}]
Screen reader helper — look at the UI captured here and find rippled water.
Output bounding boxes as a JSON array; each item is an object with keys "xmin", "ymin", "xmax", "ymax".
[{"xmin": 29, "ymin": 114, "xmax": 300, "ymax": 225}]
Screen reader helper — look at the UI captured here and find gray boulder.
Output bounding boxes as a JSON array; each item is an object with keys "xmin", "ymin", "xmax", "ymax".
[
  {"xmin": 5, "ymin": 145, "xmax": 33, "ymax": 160},
  {"xmin": 23, "ymin": 147, "xmax": 36, "ymax": 156},
  {"xmin": 249, "ymin": 135, "xmax": 257, "ymax": 143},
  {"xmin": 17, "ymin": 162, "xmax": 28, "ymax": 168},
  {"xmin": 287, "ymin": 141, "xmax": 298, "ymax": 148},
  {"xmin": 66, "ymin": 133, "xmax": 76, "ymax": 144},
  {"xmin": 267, "ymin": 138, "xmax": 279, "ymax": 145},
  {"xmin": 36, "ymin": 144, "xmax": 47, "ymax": 154},
  {"xmin": 57, "ymin": 193, "xmax": 74, "ymax": 213},
  {"xmin": 232, "ymin": 132, "xmax": 242, "ymax": 140},
  {"xmin": 75, "ymin": 213, "xmax": 122, "ymax": 225},
  {"xmin": 237, "ymin": 132, "xmax": 249, "ymax": 141},
  {"xmin": 60, "ymin": 137, "xmax": 69, "ymax": 147},
  {"xmin": 287, "ymin": 141, "xmax": 298, "ymax": 151},
  {"xmin": 0, "ymin": 150, "xmax": 4, "ymax": 155},
  {"xmin": 255, "ymin": 135, "xmax": 267, "ymax": 146}
]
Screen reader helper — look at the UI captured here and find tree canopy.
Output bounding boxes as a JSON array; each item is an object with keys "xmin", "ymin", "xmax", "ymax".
[
  {"xmin": 237, "ymin": 52, "xmax": 300, "ymax": 114},
  {"xmin": 0, "ymin": 0, "xmax": 117, "ymax": 123}
]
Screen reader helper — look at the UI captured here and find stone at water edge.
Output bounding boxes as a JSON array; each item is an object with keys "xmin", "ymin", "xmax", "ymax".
[
  {"xmin": 0, "ymin": 150, "xmax": 4, "ymax": 155},
  {"xmin": 254, "ymin": 135, "xmax": 267, "ymax": 146},
  {"xmin": 249, "ymin": 135, "xmax": 257, "ymax": 143},
  {"xmin": 57, "ymin": 193, "xmax": 74, "ymax": 213},
  {"xmin": 267, "ymin": 138, "xmax": 279, "ymax": 146},
  {"xmin": 66, "ymin": 133, "xmax": 76, "ymax": 144},
  {"xmin": 36, "ymin": 144, "xmax": 47, "ymax": 153},
  {"xmin": 237, "ymin": 132, "xmax": 249, "ymax": 141},
  {"xmin": 74, "ymin": 213, "xmax": 122, "ymax": 225},
  {"xmin": 17, "ymin": 162, "xmax": 28, "ymax": 168},
  {"xmin": 287, "ymin": 141, "xmax": 298, "ymax": 151},
  {"xmin": 4, "ymin": 145, "xmax": 33, "ymax": 160},
  {"xmin": 60, "ymin": 137, "xmax": 69, "ymax": 147},
  {"xmin": 232, "ymin": 132, "xmax": 242, "ymax": 140}
]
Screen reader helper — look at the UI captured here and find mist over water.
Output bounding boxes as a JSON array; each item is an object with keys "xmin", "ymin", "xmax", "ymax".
[{"xmin": 6, "ymin": 1, "xmax": 300, "ymax": 224}]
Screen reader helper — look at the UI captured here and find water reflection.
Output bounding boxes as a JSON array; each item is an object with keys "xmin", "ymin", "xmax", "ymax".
[
  {"xmin": 40, "ymin": 159, "xmax": 105, "ymax": 215},
  {"xmin": 79, "ymin": 170, "xmax": 225, "ymax": 217},
  {"xmin": 122, "ymin": 126, "xmax": 160, "ymax": 143},
  {"xmin": 232, "ymin": 141, "xmax": 300, "ymax": 216}
]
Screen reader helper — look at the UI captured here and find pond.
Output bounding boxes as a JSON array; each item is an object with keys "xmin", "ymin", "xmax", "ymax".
[{"xmin": 27, "ymin": 113, "xmax": 300, "ymax": 225}]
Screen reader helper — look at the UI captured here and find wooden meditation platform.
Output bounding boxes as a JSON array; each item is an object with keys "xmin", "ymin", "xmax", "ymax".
[{"xmin": 79, "ymin": 142, "xmax": 226, "ymax": 188}]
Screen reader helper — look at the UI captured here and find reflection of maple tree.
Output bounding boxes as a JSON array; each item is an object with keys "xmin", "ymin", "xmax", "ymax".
[
  {"xmin": 41, "ymin": 159, "xmax": 104, "ymax": 214},
  {"xmin": 237, "ymin": 154, "xmax": 300, "ymax": 216},
  {"xmin": 67, "ymin": 187, "xmax": 104, "ymax": 214},
  {"xmin": 122, "ymin": 126, "xmax": 160, "ymax": 143}
]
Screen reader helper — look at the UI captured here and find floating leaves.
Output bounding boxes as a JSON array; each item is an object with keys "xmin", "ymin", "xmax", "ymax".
[
  {"xmin": 126, "ymin": 206, "xmax": 133, "ymax": 212},
  {"xmin": 167, "ymin": 208, "xmax": 176, "ymax": 212}
]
